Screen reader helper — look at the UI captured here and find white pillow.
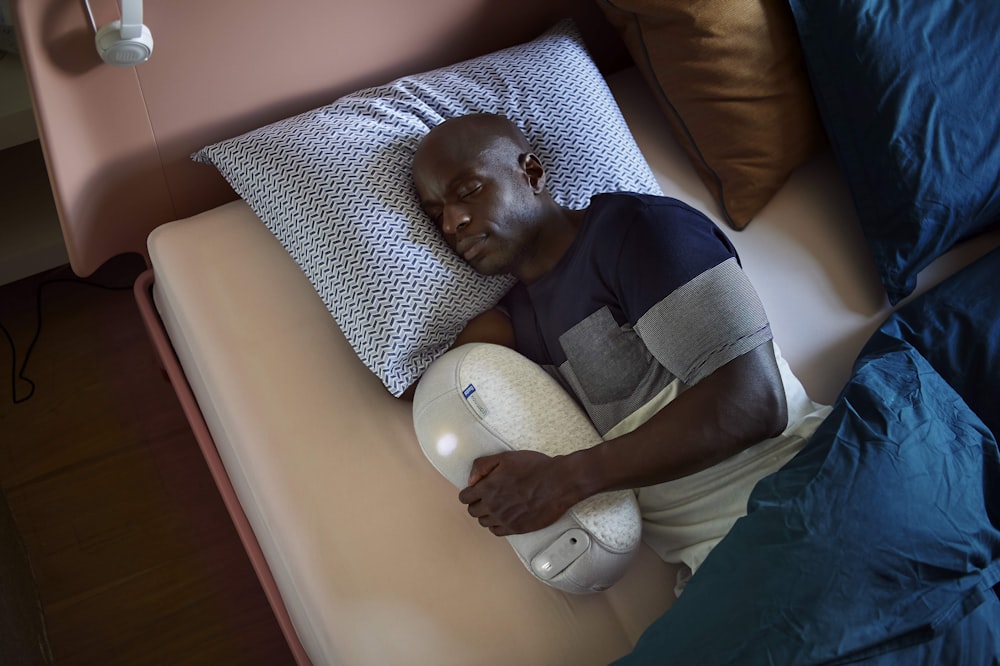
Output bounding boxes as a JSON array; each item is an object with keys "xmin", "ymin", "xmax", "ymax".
[
  {"xmin": 412, "ymin": 343, "xmax": 642, "ymax": 594},
  {"xmin": 193, "ymin": 20, "xmax": 661, "ymax": 396}
]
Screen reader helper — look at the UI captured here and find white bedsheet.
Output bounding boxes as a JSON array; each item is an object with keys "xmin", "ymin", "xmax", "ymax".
[{"xmin": 147, "ymin": 67, "xmax": 1000, "ymax": 665}]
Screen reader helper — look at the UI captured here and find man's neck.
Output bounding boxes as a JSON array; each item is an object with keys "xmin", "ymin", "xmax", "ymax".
[{"xmin": 515, "ymin": 206, "xmax": 586, "ymax": 285}]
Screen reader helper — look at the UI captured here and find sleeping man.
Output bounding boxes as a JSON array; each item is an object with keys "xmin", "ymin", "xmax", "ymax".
[{"xmin": 411, "ymin": 113, "xmax": 831, "ymax": 591}]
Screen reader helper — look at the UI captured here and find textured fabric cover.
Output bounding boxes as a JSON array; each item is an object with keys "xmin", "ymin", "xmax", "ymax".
[
  {"xmin": 787, "ymin": 0, "xmax": 1000, "ymax": 304},
  {"xmin": 597, "ymin": 0, "xmax": 825, "ymax": 229},
  {"xmin": 193, "ymin": 20, "xmax": 661, "ymax": 396},
  {"xmin": 412, "ymin": 343, "xmax": 642, "ymax": 594},
  {"xmin": 861, "ymin": 246, "xmax": 1000, "ymax": 438},
  {"xmin": 617, "ymin": 339, "xmax": 1000, "ymax": 664}
]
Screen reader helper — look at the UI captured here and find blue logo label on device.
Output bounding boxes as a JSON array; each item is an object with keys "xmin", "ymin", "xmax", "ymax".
[{"xmin": 462, "ymin": 383, "xmax": 488, "ymax": 418}]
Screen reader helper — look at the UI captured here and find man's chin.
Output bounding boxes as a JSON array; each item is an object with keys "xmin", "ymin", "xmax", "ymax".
[
  {"xmin": 467, "ymin": 259, "xmax": 506, "ymax": 277},
  {"xmin": 462, "ymin": 252, "xmax": 486, "ymax": 272},
  {"xmin": 461, "ymin": 248, "xmax": 512, "ymax": 277}
]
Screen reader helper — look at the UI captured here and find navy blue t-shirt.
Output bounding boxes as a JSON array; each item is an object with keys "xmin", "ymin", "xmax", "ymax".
[{"xmin": 503, "ymin": 192, "xmax": 772, "ymax": 435}]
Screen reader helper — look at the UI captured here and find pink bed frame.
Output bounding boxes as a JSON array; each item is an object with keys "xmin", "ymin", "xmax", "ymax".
[
  {"xmin": 132, "ymin": 269, "xmax": 311, "ymax": 663},
  {"xmin": 14, "ymin": 0, "xmax": 629, "ymax": 660}
]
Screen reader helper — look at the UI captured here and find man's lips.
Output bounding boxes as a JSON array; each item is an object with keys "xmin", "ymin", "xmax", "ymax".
[{"xmin": 456, "ymin": 235, "xmax": 487, "ymax": 262}]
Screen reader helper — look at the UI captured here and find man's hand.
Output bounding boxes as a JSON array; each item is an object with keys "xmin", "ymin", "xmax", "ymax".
[
  {"xmin": 455, "ymin": 343, "xmax": 788, "ymax": 538},
  {"xmin": 458, "ymin": 450, "xmax": 577, "ymax": 536}
]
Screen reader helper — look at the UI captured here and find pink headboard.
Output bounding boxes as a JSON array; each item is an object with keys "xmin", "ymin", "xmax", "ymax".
[{"xmin": 13, "ymin": 0, "xmax": 627, "ymax": 276}]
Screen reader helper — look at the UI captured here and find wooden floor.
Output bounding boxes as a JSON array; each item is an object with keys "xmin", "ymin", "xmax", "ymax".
[{"xmin": 0, "ymin": 256, "xmax": 294, "ymax": 665}]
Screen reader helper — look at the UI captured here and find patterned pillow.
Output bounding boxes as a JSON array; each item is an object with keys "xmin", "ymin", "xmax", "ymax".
[{"xmin": 193, "ymin": 20, "xmax": 660, "ymax": 396}]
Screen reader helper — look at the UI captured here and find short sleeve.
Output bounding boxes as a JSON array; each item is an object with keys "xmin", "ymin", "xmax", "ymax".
[
  {"xmin": 616, "ymin": 204, "xmax": 772, "ymax": 385},
  {"xmin": 614, "ymin": 199, "xmax": 739, "ymax": 324}
]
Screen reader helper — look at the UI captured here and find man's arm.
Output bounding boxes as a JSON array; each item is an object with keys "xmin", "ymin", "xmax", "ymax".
[
  {"xmin": 450, "ymin": 308, "xmax": 515, "ymax": 349},
  {"xmin": 458, "ymin": 341, "xmax": 787, "ymax": 536}
]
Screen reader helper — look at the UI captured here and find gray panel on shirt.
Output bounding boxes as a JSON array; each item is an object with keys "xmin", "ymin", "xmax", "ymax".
[
  {"xmin": 554, "ymin": 258, "xmax": 772, "ymax": 436},
  {"xmin": 557, "ymin": 307, "xmax": 679, "ymax": 436},
  {"xmin": 635, "ymin": 258, "xmax": 772, "ymax": 386}
]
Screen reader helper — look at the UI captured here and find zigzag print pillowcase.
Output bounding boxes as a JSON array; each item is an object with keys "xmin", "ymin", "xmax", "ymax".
[{"xmin": 194, "ymin": 20, "xmax": 661, "ymax": 396}]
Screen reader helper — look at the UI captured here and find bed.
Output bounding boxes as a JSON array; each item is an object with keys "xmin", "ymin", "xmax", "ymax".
[{"xmin": 14, "ymin": 0, "xmax": 1000, "ymax": 663}]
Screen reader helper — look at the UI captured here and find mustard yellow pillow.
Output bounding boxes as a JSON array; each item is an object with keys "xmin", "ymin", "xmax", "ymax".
[{"xmin": 599, "ymin": 0, "xmax": 825, "ymax": 229}]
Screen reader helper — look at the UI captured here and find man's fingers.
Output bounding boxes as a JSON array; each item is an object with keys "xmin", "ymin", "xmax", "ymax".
[
  {"xmin": 474, "ymin": 511, "xmax": 510, "ymax": 537},
  {"xmin": 465, "ymin": 454, "xmax": 501, "ymax": 488}
]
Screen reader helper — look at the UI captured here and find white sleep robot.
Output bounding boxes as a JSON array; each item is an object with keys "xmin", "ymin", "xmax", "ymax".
[{"xmin": 412, "ymin": 343, "xmax": 642, "ymax": 594}]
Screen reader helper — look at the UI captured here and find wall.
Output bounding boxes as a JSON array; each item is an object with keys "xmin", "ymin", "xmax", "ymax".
[{"xmin": 0, "ymin": 47, "xmax": 66, "ymax": 285}]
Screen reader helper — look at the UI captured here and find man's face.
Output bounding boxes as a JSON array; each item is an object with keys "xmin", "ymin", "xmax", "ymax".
[{"xmin": 413, "ymin": 130, "xmax": 540, "ymax": 276}]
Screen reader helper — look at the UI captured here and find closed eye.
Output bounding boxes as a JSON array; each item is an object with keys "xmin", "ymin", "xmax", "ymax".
[{"xmin": 459, "ymin": 184, "xmax": 482, "ymax": 199}]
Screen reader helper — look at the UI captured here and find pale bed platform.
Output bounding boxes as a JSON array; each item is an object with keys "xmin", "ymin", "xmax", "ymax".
[{"xmin": 137, "ymin": 67, "xmax": 1000, "ymax": 664}]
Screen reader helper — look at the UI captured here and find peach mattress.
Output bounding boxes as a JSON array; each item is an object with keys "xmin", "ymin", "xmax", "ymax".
[{"xmin": 139, "ymin": 68, "xmax": 998, "ymax": 665}]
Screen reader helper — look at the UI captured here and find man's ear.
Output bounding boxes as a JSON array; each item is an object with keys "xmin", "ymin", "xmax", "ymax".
[{"xmin": 520, "ymin": 153, "xmax": 546, "ymax": 194}]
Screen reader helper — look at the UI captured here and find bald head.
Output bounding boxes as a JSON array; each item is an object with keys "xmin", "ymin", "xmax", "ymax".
[
  {"xmin": 413, "ymin": 113, "xmax": 534, "ymax": 180},
  {"xmin": 409, "ymin": 113, "xmax": 565, "ymax": 279}
]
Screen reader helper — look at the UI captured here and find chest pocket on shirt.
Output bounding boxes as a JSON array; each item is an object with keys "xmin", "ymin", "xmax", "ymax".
[{"xmin": 559, "ymin": 307, "xmax": 651, "ymax": 404}]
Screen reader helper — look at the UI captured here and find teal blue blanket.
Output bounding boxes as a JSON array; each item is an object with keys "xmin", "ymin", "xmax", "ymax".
[{"xmin": 617, "ymin": 250, "xmax": 1000, "ymax": 664}]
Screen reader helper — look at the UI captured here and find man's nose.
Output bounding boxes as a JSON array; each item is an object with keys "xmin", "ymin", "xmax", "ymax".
[{"xmin": 442, "ymin": 205, "xmax": 471, "ymax": 236}]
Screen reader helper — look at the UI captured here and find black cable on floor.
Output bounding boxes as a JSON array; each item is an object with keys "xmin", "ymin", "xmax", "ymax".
[{"xmin": 1, "ymin": 273, "xmax": 134, "ymax": 405}]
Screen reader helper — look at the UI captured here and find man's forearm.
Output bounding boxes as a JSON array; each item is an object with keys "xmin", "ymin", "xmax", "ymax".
[{"xmin": 562, "ymin": 342, "xmax": 788, "ymax": 498}]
